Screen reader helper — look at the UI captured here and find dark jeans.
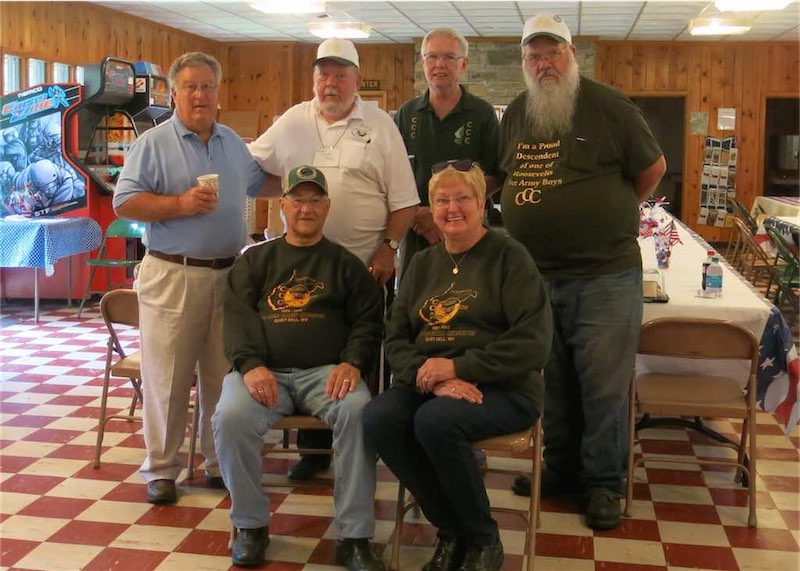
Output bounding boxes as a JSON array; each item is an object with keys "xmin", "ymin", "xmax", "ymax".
[
  {"xmin": 363, "ymin": 385, "xmax": 539, "ymax": 545},
  {"xmin": 542, "ymin": 266, "xmax": 643, "ymax": 494}
]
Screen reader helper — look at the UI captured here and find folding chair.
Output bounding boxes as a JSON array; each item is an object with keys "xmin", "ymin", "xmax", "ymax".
[
  {"xmin": 389, "ymin": 417, "xmax": 543, "ymax": 571},
  {"xmin": 624, "ymin": 317, "xmax": 760, "ymax": 527},
  {"xmin": 78, "ymin": 218, "xmax": 145, "ymax": 317},
  {"xmin": 94, "ymin": 289, "xmax": 200, "ymax": 477}
]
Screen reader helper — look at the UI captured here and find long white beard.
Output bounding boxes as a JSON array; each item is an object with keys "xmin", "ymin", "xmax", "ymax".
[{"xmin": 523, "ymin": 58, "xmax": 581, "ymax": 141}]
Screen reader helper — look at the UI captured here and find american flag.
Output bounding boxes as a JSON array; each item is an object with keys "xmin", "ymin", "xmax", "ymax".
[
  {"xmin": 666, "ymin": 221, "xmax": 683, "ymax": 246},
  {"xmin": 758, "ymin": 307, "xmax": 799, "ymax": 434}
]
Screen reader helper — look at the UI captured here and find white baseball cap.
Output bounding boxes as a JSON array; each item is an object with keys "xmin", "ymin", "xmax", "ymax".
[
  {"xmin": 314, "ymin": 38, "xmax": 360, "ymax": 68},
  {"xmin": 521, "ymin": 14, "xmax": 572, "ymax": 46}
]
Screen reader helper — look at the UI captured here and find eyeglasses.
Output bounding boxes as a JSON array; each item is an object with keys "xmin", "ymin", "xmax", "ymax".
[
  {"xmin": 285, "ymin": 196, "xmax": 328, "ymax": 208},
  {"xmin": 523, "ymin": 48, "xmax": 568, "ymax": 66},
  {"xmin": 422, "ymin": 53, "xmax": 464, "ymax": 65},
  {"xmin": 178, "ymin": 82, "xmax": 217, "ymax": 94},
  {"xmin": 432, "ymin": 195, "xmax": 476, "ymax": 208},
  {"xmin": 431, "ymin": 159, "xmax": 480, "ymax": 175}
]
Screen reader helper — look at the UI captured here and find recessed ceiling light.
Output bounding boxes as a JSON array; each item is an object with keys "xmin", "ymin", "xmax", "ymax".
[
  {"xmin": 309, "ymin": 21, "xmax": 372, "ymax": 39},
  {"xmin": 714, "ymin": 0, "xmax": 791, "ymax": 11},
  {"xmin": 689, "ymin": 17, "xmax": 752, "ymax": 36},
  {"xmin": 249, "ymin": 1, "xmax": 326, "ymax": 15}
]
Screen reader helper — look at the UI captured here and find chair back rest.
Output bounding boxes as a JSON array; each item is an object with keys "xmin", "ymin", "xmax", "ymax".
[
  {"xmin": 105, "ymin": 217, "xmax": 146, "ymax": 239},
  {"xmin": 765, "ymin": 226, "xmax": 799, "ymax": 266},
  {"xmin": 639, "ymin": 318, "xmax": 759, "ymax": 369},
  {"xmin": 732, "ymin": 199, "xmax": 758, "ymax": 233},
  {"xmin": 732, "ymin": 217, "xmax": 769, "ymax": 261},
  {"xmin": 100, "ymin": 289, "xmax": 140, "ymax": 359}
]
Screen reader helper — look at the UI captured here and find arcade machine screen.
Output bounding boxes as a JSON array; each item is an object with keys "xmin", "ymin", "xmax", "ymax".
[
  {"xmin": 0, "ymin": 85, "xmax": 87, "ymax": 217},
  {"xmin": 150, "ymin": 77, "xmax": 170, "ymax": 108},
  {"xmin": 104, "ymin": 60, "xmax": 135, "ymax": 100}
]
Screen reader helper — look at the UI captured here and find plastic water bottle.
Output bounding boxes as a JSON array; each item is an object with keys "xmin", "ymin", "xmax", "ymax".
[
  {"xmin": 701, "ymin": 250, "xmax": 715, "ymax": 291},
  {"xmin": 705, "ymin": 256, "xmax": 723, "ymax": 298}
]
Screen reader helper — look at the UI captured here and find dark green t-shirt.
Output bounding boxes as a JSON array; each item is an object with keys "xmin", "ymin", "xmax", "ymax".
[
  {"xmin": 394, "ymin": 86, "xmax": 500, "ymax": 205},
  {"xmin": 499, "ymin": 77, "xmax": 663, "ymax": 278}
]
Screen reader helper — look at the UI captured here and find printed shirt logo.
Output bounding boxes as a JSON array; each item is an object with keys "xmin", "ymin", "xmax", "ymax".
[
  {"xmin": 453, "ymin": 121, "xmax": 473, "ymax": 146},
  {"xmin": 419, "ymin": 283, "xmax": 478, "ymax": 326},
  {"xmin": 267, "ymin": 270, "xmax": 325, "ymax": 311}
]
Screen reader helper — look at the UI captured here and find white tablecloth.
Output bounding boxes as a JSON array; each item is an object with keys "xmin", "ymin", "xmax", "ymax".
[{"xmin": 751, "ymin": 196, "xmax": 800, "ymax": 218}]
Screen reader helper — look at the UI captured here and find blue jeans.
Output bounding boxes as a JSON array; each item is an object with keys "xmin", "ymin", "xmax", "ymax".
[
  {"xmin": 363, "ymin": 385, "xmax": 539, "ymax": 545},
  {"xmin": 212, "ymin": 365, "xmax": 377, "ymax": 539},
  {"xmin": 542, "ymin": 266, "xmax": 642, "ymax": 494}
]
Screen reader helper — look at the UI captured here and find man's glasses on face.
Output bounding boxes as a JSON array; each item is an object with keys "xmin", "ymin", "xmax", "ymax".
[
  {"xmin": 431, "ymin": 159, "xmax": 480, "ymax": 175},
  {"xmin": 285, "ymin": 195, "xmax": 328, "ymax": 208},
  {"xmin": 422, "ymin": 53, "xmax": 464, "ymax": 65},
  {"xmin": 523, "ymin": 47, "xmax": 568, "ymax": 66},
  {"xmin": 178, "ymin": 82, "xmax": 217, "ymax": 94}
]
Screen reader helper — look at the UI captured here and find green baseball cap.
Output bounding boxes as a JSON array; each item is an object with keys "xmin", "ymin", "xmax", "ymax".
[{"xmin": 284, "ymin": 165, "xmax": 328, "ymax": 196}]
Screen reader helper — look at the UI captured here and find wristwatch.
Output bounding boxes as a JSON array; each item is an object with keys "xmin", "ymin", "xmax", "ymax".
[{"xmin": 383, "ymin": 238, "xmax": 400, "ymax": 251}]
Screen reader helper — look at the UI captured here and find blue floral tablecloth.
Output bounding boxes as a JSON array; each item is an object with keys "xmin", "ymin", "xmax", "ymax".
[{"xmin": 0, "ymin": 216, "xmax": 102, "ymax": 269}]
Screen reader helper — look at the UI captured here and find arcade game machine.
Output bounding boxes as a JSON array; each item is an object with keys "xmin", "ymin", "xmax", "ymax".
[
  {"xmin": 63, "ymin": 57, "xmax": 140, "ymax": 298},
  {"xmin": 130, "ymin": 61, "xmax": 171, "ymax": 135},
  {"xmin": 0, "ymin": 82, "xmax": 91, "ymax": 300}
]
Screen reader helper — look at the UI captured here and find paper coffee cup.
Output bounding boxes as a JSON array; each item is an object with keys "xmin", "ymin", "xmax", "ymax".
[{"xmin": 197, "ymin": 174, "xmax": 220, "ymax": 197}]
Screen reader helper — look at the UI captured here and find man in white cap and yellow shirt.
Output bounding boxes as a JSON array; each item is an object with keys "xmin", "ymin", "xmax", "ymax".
[
  {"xmin": 499, "ymin": 14, "xmax": 666, "ymax": 531},
  {"xmin": 248, "ymin": 37, "xmax": 418, "ymax": 482}
]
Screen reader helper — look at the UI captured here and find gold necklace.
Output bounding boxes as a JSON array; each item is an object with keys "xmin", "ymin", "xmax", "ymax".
[{"xmin": 445, "ymin": 249, "xmax": 469, "ymax": 275}]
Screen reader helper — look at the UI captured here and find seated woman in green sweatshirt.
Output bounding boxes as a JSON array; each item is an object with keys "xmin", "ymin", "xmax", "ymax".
[{"xmin": 362, "ymin": 160, "xmax": 553, "ymax": 571}]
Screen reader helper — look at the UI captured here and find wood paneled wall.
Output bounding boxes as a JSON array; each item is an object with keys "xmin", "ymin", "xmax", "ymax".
[
  {"xmin": 0, "ymin": 1, "xmax": 226, "ymax": 90},
  {"xmin": 596, "ymin": 41, "xmax": 800, "ymax": 242},
  {"xmin": 225, "ymin": 42, "xmax": 415, "ymax": 134}
]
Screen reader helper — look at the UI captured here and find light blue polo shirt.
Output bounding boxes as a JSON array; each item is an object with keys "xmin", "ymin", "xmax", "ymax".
[{"xmin": 114, "ymin": 115, "xmax": 265, "ymax": 258}]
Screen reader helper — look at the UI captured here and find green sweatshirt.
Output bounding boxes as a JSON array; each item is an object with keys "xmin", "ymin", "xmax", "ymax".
[
  {"xmin": 385, "ymin": 230, "xmax": 553, "ymax": 412},
  {"xmin": 224, "ymin": 237, "xmax": 383, "ymax": 375}
]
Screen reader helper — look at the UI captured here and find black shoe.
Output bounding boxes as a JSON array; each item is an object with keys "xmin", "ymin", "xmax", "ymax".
[
  {"xmin": 287, "ymin": 455, "xmax": 331, "ymax": 481},
  {"xmin": 512, "ymin": 468, "xmax": 581, "ymax": 498},
  {"xmin": 146, "ymin": 479, "xmax": 177, "ymax": 505},
  {"xmin": 422, "ymin": 536, "xmax": 463, "ymax": 571},
  {"xmin": 457, "ymin": 542, "xmax": 504, "ymax": 571},
  {"xmin": 206, "ymin": 476, "xmax": 227, "ymax": 490},
  {"xmin": 231, "ymin": 526, "xmax": 270, "ymax": 568},
  {"xmin": 335, "ymin": 538, "xmax": 386, "ymax": 571},
  {"xmin": 585, "ymin": 488, "xmax": 621, "ymax": 530}
]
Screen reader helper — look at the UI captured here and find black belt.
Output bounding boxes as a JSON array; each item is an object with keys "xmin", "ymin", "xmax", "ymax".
[{"xmin": 148, "ymin": 250, "xmax": 236, "ymax": 269}]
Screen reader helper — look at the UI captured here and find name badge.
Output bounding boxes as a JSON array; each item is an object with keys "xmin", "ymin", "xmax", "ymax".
[{"xmin": 313, "ymin": 148, "xmax": 341, "ymax": 167}]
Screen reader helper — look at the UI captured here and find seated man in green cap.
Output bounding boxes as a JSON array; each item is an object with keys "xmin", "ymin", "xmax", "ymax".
[{"xmin": 212, "ymin": 165, "xmax": 385, "ymax": 570}]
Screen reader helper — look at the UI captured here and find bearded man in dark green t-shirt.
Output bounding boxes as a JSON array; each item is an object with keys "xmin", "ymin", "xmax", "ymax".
[{"xmin": 499, "ymin": 13, "xmax": 666, "ymax": 531}]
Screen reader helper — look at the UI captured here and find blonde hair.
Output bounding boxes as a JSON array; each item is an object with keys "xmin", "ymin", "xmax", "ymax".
[{"xmin": 428, "ymin": 162, "xmax": 486, "ymax": 205}]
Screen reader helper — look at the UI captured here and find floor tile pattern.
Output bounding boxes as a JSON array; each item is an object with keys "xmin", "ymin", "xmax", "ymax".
[{"xmin": 1, "ymin": 303, "xmax": 798, "ymax": 570}]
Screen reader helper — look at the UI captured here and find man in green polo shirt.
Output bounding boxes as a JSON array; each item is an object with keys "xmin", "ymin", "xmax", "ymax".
[{"xmin": 394, "ymin": 28, "xmax": 501, "ymax": 275}]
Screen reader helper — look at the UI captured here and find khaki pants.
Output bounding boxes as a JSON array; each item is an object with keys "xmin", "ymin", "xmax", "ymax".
[{"xmin": 135, "ymin": 255, "xmax": 230, "ymax": 482}]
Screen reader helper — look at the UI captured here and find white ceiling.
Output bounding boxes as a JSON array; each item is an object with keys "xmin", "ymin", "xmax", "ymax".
[{"xmin": 92, "ymin": 0, "xmax": 800, "ymax": 43}]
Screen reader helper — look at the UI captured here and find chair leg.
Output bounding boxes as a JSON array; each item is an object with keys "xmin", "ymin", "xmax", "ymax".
[
  {"xmin": 77, "ymin": 265, "xmax": 101, "ymax": 317},
  {"xmin": 391, "ymin": 484, "xmax": 407, "ymax": 571},
  {"xmin": 186, "ymin": 387, "xmax": 200, "ymax": 480},
  {"xmin": 527, "ymin": 419, "xmax": 543, "ymax": 571},
  {"xmin": 747, "ymin": 409, "xmax": 757, "ymax": 527},
  {"xmin": 94, "ymin": 343, "xmax": 115, "ymax": 468}
]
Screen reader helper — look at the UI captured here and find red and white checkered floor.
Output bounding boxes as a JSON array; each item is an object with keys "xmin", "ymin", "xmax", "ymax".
[{"xmin": 1, "ymin": 303, "xmax": 798, "ymax": 570}]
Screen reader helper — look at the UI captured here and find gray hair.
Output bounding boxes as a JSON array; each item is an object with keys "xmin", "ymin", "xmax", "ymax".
[
  {"xmin": 167, "ymin": 52, "xmax": 222, "ymax": 87},
  {"xmin": 421, "ymin": 28, "xmax": 469, "ymax": 59}
]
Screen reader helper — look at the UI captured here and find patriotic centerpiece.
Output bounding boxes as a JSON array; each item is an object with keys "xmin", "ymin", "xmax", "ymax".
[{"xmin": 640, "ymin": 197, "xmax": 682, "ymax": 269}]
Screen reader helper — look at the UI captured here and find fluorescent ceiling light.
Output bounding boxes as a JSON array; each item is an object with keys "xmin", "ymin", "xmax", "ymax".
[
  {"xmin": 689, "ymin": 17, "xmax": 752, "ymax": 36},
  {"xmin": 309, "ymin": 21, "xmax": 372, "ymax": 39},
  {"xmin": 249, "ymin": 1, "xmax": 326, "ymax": 15},
  {"xmin": 714, "ymin": 0, "xmax": 791, "ymax": 11}
]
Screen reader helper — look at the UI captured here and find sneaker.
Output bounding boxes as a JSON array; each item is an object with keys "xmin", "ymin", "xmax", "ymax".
[
  {"xmin": 231, "ymin": 526, "xmax": 270, "ymax": 568},
  {"xmin": 585, "ymin": 488, "xmax": 621, "ymax": 530},
  {"xmin": 335, "ymin": 538, "xmax": 386, "ymax": 571}
]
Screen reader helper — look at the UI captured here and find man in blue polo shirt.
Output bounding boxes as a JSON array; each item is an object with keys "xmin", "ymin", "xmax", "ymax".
[{"xmin": 114, "ymin": 52, "xmax": 267, "ymax": 505}]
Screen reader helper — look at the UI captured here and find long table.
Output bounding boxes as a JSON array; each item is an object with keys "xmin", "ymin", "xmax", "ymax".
[
  {"xmin": 638, "ymin": 218, "xmax": 798, "ymax": 433},
  {"xmin": 0, "ymin": 216, "xmax": 102, "ymax": 322},
  {"xmin": 751, "ymin": 195, "xmax": 800, "ymax": 218}
]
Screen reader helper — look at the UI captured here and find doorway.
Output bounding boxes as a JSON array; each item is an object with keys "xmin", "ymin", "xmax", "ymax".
[
  {"xmin": 764, "ymin": 97, "xmax": 799, "ymax": 197},
  {"xmin": 631, "ymin": 96, "xmax": 686, "ymax": 220}
]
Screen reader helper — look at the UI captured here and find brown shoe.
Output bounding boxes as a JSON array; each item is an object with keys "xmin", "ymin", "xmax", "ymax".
[{"xmin": 146, "ymin": 479, "xmax": 177, "ymax": 505}]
